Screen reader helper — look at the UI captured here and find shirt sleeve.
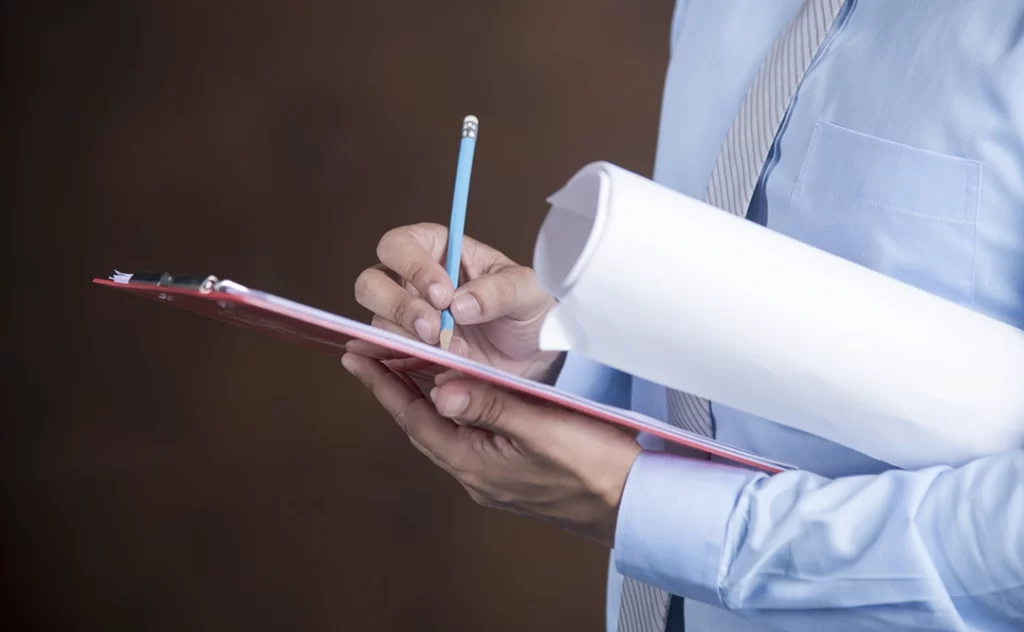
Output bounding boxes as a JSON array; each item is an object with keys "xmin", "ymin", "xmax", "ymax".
[{"xmin": 614, "ymin": 449, "xmax": 1024, "ymax": 631}]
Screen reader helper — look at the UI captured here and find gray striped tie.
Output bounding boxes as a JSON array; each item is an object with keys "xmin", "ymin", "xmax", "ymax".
[{"xmin": 617, "ymin": 1, "xmax": 846, "ymax": 630}]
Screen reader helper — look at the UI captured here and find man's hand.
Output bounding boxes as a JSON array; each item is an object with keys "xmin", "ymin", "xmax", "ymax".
[
  {"xmin": 351, "ymin": 222, "xmax": 562, "ymax": 382},
  {"xmin": 341, "ymin": 352, "xmax": 642, "ymax": 547}
]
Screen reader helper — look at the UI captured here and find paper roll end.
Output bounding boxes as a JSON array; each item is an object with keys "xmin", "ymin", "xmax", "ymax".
[
  {"xmin": 538, "ymin": 306, "xmax": 575, "ymax": 352},
  {"xmin": 534, "ymin": 163, "xmax": 614, "ymax": 299}
]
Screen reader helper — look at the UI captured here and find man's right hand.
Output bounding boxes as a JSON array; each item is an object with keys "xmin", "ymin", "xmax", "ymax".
[{"xmin": 350, "ymin": 222, "xmax": 563, "ymax": 383}]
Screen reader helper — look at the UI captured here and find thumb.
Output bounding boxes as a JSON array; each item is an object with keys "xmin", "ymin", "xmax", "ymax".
[
  {"xmin": 450, "ymin": 265, "xmax": 553, "ymax": 325},
  {"xmin": 430, "ymin": 379, "xmax": 551, "ymax": 437}
]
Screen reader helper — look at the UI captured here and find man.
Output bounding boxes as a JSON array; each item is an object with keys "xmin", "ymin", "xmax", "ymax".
[{"xmin": 342, "ymin": 1, "xmax": 1024, "ymax": 630}]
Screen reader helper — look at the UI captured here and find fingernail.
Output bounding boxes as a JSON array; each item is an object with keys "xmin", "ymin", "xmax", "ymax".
[
  {"xmin": 429, "ymin": 387, "xmax": 439, "ymax": 402},
  {"xmin": 413, "ymin": 317, "xmax": 433, "ymax": 341},
  {"xmin": 451, "ymin": 294, "xmax": 481, "ymax": 321},
  {"xmin": 341, "ymin": 354, "xmax": 355, "ymax": 374},
  {"xmin": 428, "ymin": 284, "xmax": 447, "ymax": 307},
  {"xmin": 437, "ymin": 391, "xmax": 469, "ymax": 417}
]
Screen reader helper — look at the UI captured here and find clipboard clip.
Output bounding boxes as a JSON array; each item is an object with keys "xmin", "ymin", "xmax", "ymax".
[{"xmin": 110, "ymin": 270, "xmax": 220, "ymax": 294}]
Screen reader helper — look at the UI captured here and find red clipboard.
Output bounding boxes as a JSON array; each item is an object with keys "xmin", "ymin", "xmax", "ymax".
[{"xmin": 94, "ymin": 271, "xmax": 793, "ymax": 473}]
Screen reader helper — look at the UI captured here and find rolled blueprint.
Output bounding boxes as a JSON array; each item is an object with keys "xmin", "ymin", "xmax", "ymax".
[{"xmin": 532, "ymin": 161, "xmax": 1024, "ymax": 469}]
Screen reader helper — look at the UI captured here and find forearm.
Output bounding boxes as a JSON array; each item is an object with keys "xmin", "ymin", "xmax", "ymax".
[{"xmin": 615, "ymin": 449, "xmax": 1024, "ymax": 631}]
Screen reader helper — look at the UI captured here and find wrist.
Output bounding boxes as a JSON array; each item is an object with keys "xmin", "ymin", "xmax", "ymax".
[{"xmin": 585, "ymin": 440, "xmax": 642, "ymax": 548}]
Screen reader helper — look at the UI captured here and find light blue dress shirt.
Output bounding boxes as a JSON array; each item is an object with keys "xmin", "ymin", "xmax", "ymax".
[{"xmin": 555, "ymin": 1, "xmax": 1024, "ymax": 630}]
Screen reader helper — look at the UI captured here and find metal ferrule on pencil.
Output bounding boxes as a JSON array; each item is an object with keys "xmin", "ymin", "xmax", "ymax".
[{"xmin": 462, "ymin": 117, "xmax": 479, "ymax": 139}]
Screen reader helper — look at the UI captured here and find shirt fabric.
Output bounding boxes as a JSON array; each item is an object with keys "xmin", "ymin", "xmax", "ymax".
[{"xmin": 554, "ymin": 1, "xmax": 1024, "ymax": 630}]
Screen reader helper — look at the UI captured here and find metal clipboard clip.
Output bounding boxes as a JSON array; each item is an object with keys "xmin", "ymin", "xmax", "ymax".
[
  {"xmin": 108, "ymin": 270, "xmax": 221, "ymax": 294},
  {"xmin": 107, "ymin": 270, "xmax": 251, "ymax": 297}
]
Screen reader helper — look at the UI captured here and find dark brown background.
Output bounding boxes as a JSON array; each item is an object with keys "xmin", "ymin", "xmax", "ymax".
[{"xmin": 3, "ymin": 1, "xmax": 671, "ymax": 629}]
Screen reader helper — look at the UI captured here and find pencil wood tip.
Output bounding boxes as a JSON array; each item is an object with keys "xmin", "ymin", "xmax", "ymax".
[{"xmin": 439, "ymin": 329, "xmax": 453, "ymax": 352}]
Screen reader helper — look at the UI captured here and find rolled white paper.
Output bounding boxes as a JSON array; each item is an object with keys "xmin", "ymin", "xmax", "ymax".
[{"xmin": 532, "ymin": 161, "xmax": 1024, "ymax": 469}]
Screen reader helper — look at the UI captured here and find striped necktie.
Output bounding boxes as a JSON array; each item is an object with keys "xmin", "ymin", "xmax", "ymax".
[{"xmin": 616, "ymin": 1, "xmax": 846, "ymax": 630}]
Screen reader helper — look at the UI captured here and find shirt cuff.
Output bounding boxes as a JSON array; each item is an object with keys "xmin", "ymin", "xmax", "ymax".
[{"xmin": 613, "ymin": 451, "xmax": 758, "ymax": 607}]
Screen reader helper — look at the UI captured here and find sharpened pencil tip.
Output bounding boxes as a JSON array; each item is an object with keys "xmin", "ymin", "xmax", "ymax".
[{"xmin": 439, "ymin": 329, "xmax": 453, "ymax": 352}]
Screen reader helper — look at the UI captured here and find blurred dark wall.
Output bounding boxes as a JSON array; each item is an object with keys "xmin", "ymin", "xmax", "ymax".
[{"xmin": 3, "ymin": 1, "xmax": 672, "ymax": 630}]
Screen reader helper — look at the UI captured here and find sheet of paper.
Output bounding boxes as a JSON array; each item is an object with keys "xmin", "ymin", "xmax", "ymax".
[
  {"xmin": 532, "ymin": 161, "xmax": 1024, "ymax": 469},
  {"xmin": 95, "ymin": 276, "xmax": 794, "ymax": 473}
]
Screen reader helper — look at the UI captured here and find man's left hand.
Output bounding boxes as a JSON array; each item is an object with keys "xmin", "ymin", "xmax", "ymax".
[{"xmin": 341, "ymin": 352, "xmax": 642, "ymax": 547}]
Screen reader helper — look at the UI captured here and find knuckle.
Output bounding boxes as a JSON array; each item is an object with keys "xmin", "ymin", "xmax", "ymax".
[
  {"xmin": 443, "ymin": 444, "xmax": 470, "ymax": 478},
  {"xmin": 415, "ymin": 221, "xmax": 445, "ymax": 236},
  {"xmin": 353, "ymin": 269, "xmax": 374, "ymax": 304},
  {"xmin": 376, "ymin": 224, "xmax": 443, "ymax": 290},
  {"xmin": 465, "ymin": 488, "xmax": 486, "ymax": 506},
  {"xmin": 479, "ymin": 490, "xmax": 509, "ymax": 510},
  {"xmin": 475, "ymin": 392, "xmax": 506, "ymax": 428},
  {"xmin": 492, "ymin": 272, "xmax": 520, "ymax": 309},
  {"xmin": 409, "ymin": 436, "xmax": 442, "ymax": 466},
  {"xmin": 464, "ymin": 484, "xmax": 494, "ymax": 508},
  {"xmin": 369, "ymin": 315, "xmax": 391, "ymax": 332},
  {"xmin": 405, "ymin": 282, "xmax": 423, "ymax": 299},
  {"xmin": 387, "ymin": 402, "xmax": 411, "ymax": 435},
  {"xmin": 404, "ymin": 260, "xmax": 429, "ymax": 288},
  {"xmin": 389, "ymin": 296, "xmax": 410, "ymax": 325},
  {"xmin": 408, "ymin": 435, "xmax": 428, "ymax": 457},
  {"xmin": 487, "ymin": 488, "xmax": 513, "ymax": 508},
  {"xmin": 459, "ymin": 469, "xmax": 479, "ymax": 488},
  {"xmin": 375, "ymin": 227, "xmax": 402, "ymax": 262},
  {"xmin": 409, "ymin": 222, "xmax": 447, "ymax": 248}
]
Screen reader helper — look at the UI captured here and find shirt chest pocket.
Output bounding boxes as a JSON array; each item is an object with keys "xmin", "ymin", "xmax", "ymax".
[{"xmin": 775, "ymin": 121, "xmax": 982, "ymax": 306}]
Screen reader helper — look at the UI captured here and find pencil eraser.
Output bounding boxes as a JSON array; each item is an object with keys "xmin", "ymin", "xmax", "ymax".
[{"xmin": 464, "ymin": 115, "xmax": 479, "ymax": 126}]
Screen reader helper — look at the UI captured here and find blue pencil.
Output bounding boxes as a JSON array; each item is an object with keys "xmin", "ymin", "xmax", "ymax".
[{"xmin": 439, "ymin": 114, "xmax": 479, "ymax": 351}]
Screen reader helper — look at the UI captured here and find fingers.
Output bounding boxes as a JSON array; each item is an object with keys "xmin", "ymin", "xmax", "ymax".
[
  {"xmin": 371, "ymin": 223, "xmax": 547, "ymax": 327},
  {"xmin": 450, "ymin": 265, "xmax": 553, "ymax": 325},
  {"xmin": 355, "ymin": 266, "xmax": 441, "ymax": 344},
  {"xmin": 430, "ymin": 379, "xmax": 556, "ymax": 442},
  {"xmin": 342, "ymin": 352, "xmax": 477, "ymax": 470},
  {"xmin": 433, "ymin": 368, "xmax": 465, "ymax": 387},
  {"xmin": 375, "ymin": 224, "xmax": 453, "ymax": 309}
]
